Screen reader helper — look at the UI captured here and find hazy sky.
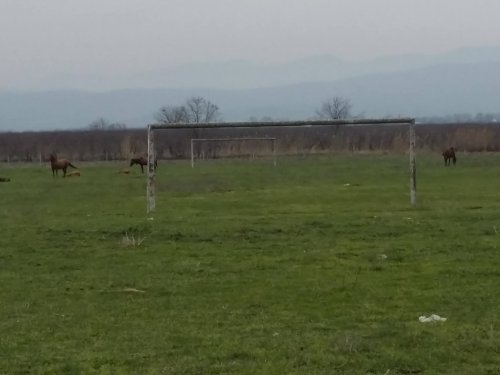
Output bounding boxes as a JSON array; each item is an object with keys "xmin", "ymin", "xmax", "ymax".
[{"xmin": 2, "ymin": 0, "xmax": 500, "ymax": 90}]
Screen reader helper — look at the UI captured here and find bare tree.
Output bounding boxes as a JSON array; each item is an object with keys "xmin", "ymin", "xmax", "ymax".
[
  {"xmin": 186, "ymin": 97, "xmax": 204, "ymax": 123},
  {"xmin": 156, "ymin": 96, "xmax": 220, "ymax": 125},
  {"xmin": 89, "ymin": 117, "xmax": 110, "ymax": 130},
  {"xmin": 156, "ymin": 105, "xmax": 189, "ymax": 124},
  {"xmin": 316, "ymin": 97, "xmax": 352, "ymax": 120}
]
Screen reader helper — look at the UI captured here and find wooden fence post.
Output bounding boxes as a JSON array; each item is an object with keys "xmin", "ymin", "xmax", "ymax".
[
  {"xmin": 272, "ymin": 139, "xmax": 277, "ymax": 166},
  {"xmin": 147, "ymin": 125, "xmax": 156, "ymax": 213},
  {"xmin": 191, "ymin": 139, "xmax": 195, "ymax": 168},
  {"xmin": 409, "ymin": 119, "xmax": 417, "ymax": 206}
]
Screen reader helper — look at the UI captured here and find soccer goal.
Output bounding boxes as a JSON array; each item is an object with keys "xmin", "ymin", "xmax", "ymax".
[
  {"xmin": 146, "ymin": 119, "xmax": 416, "ymax": 213},
  {"xmin": 190, "ymin": 137, "xmax": 277, "ymax": 168}
]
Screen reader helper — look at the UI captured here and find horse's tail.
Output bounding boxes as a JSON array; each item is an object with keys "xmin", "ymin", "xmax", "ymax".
[{"xmin": 68, "ymin": 162, "xmax": 77, "ymax": 169}]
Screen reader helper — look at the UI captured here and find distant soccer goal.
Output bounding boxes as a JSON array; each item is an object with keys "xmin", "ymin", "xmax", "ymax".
[
  {"xmin": 190, "ymin": 137, "xmax": 277, "ymax": 168},
  {"xmin": 146, "ymin": 119, "xmax": 416, "ymax": 213}
]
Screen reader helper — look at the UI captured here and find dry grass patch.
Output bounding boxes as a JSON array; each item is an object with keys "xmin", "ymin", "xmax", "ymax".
[{"xmin": 120, "ymin": 232, "xmax": 145, "ymax": 247}]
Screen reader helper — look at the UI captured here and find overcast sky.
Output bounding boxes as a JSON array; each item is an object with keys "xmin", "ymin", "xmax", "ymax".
[{"xmin": 1, "ymin": 0, "xmax": 500, "ymax": 90}]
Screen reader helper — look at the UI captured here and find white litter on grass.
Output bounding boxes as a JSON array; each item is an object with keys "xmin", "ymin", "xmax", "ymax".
[
  {"xmin": 344, "ymin": 183, "xmax": 351, "ymax": 186},
  {"xmin": 419, "ymin": 314, "xmax": 447, "ymax": 323},
  {"xmin": 378, "ymin": 254, "xmax": 388, "ymax": 260},
  {"xmin": 122, "ymin": 287, "xmax": 146, "ymax": 293},
  {"xmin": 147, "ymin": 217, "xmax": 154, "ymax": 221}
]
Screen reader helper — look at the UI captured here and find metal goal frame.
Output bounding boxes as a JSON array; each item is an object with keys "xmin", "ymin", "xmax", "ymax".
[{"xmin": 146, "ymin": 119, "xmax": 416, "ymax": 213}]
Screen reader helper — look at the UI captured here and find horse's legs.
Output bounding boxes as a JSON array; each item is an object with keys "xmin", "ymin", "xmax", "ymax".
[
  {"xmin": 63, "ymin": 167, "xmax": 67, "ymax": 177},
  {"xmin": 141, "ymin": 164, "xmax": 144, "ymax": 173}
]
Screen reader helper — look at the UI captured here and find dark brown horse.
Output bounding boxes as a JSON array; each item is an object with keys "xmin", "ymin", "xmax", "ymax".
[
  {"xmin": 442, "ymin": 147, "xmax": 456, "ymax": 166},
  {"xmin": 49, "ymin": 154, "xmax": 77, "ymax": 177},
  {"xmin": 130, "ymin": 157, "xmax": 158, "ymax": 173}
]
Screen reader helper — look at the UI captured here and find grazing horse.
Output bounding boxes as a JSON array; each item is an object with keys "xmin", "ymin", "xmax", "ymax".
[
  {"xmin": 49, "ymin": 154, "xmax": 77, "ymax": 177},
  {"xmin": 130, "ymin": 157, "xmax": 157, "ymax": 173},
  {"xmin": 442, "ymin": 147, "xmax": 456, "ymax": 166}
]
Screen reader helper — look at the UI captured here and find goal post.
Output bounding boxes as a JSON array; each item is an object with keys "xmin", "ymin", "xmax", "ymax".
[
  {"xmin": 190, "ymin": 137, "xmax": 277, "ymax": 168},
  {"xmin": 146, "ymin": 118, "xmax": 416, "ymax": 213}
]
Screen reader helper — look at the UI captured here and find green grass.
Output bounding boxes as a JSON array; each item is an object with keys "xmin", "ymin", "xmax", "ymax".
[{"xmin": 1, "ymin": 153, "xmax": 500, "ymax": 374}]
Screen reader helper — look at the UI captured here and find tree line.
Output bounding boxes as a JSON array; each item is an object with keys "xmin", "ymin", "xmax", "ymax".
[
  {"xmin": 154, "ymin": 96, "xmax": 352, "ymax": 125},
  {"xmin": 3, "ymin": 95, "xmax": 500, "ymax": 162},
  {"xmin": 2, "ymin": 122, "xmax": 500, "ymax": 163}
]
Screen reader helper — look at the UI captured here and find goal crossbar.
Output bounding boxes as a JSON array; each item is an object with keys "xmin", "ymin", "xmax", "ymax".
[
  {"xmin": 149, "ymin": 118, "xmax": 413, "ymax": 130},
  {"xmin": 147, "ymin": 118, "xmax": 416, "ymax": 213}
]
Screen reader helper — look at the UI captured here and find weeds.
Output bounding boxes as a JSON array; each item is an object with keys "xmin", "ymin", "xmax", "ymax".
[{"xmin": 120, "ymin": 232, "xmax": 145, "ymax": 247}]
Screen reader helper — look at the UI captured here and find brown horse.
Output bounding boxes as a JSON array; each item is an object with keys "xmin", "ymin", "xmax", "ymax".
[
  {"xmin": 130, "ymin": 157, "xmax": 158, "ymax": 173},
  {"xmin": 442, "ymin": 147, "xmax": 456, "ymax": 166},
  {"xmin": 49, "ymin": 154, "xmax": 77, "ymax": 177}
]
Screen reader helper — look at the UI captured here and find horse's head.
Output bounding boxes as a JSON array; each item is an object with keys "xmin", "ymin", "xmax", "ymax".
[{"xmin": 49, "ymin": 154, "xmax": 56, "ymax": 162}]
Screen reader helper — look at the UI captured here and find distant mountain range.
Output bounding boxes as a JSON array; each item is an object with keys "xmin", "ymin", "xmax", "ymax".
[
  {"xmin": 1, "ymin": 46, "xmax": 500, "ymax": 131},
  {"xmin": 121, "ymin": 46, "xmax": 500, "ymax": 90}
]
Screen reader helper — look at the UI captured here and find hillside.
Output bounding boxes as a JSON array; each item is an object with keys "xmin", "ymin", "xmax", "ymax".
[{"xmin": 1, "ymin": 61, "xmax": 500, "ymax": 131}]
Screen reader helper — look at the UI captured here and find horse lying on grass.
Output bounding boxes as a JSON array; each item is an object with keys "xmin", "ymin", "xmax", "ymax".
[
  {"xmin": 442, "ymin": 147, "xmax": 456, "ymax": 166},
  {"xmin": 49, "ymin": 154, "xmax": 78, "ymax": 177}
]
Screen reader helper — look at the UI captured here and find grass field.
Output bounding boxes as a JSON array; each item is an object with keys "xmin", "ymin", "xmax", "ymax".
[{"xmin": 1, "ymin": 153, "xmax": 500, "ymax": 374}]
